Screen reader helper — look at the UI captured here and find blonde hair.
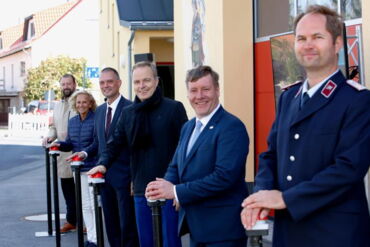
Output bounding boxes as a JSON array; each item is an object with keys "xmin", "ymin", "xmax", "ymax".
[{"xmin": 69, "ymin": 90, "xmax": 97, "ymax": 112}]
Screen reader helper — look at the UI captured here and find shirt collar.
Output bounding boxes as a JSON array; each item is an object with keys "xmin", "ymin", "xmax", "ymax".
[
  {"xmin": 107, "ymin": 95, "xmax": 122, "ymax": 110},
  {"xmin": 302, "ymin": 69, "xmax": 339, "ymax": 98},
  {"xmin": 195, "ymin": 104, "xmax": 221, "ymax": 131},
  {"xmin": 106, "ymin": 95, "xmax": 122, "ymax": 118}
]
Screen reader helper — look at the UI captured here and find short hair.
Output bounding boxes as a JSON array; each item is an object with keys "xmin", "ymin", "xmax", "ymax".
[
  {"xmin": 132, "ymin": 61, "xmax": 158, "ymax": 78},
  {"xmin": 293, "ymin": 4, "xmax": 343, "ymax": 44},
  {"xmin": 60, "ymin": 74, "xmax": 76, "ymax": 84},
  {"xmin": 101, "ymin": 67, "xmax": 120, "ymax": 80},
  {"xmin": 69, "ymin": 90, "xmax": 97, "ymax": 112},
  {"xmin": 185, "ymin": 65, "xmax": 219, "ymax": 88}
]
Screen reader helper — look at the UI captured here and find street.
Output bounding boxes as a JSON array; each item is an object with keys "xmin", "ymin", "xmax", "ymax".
[
  {"xmin": 0, "ymin": 134, "xmax": 80, "ymax": 246},
  {"xmin": 0, "ymin": 131, "xmax": 272, "ymax": 247}
]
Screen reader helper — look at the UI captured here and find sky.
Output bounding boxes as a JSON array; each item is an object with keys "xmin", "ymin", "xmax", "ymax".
[{"xmin": 0, "ymin": 0, "xmax": 69, "ymax": 30}]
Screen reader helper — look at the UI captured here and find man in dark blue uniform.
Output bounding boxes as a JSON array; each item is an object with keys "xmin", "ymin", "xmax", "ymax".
[{"xmin": 241, "ymin": 5, "xmax": 370, "ymax": 247}]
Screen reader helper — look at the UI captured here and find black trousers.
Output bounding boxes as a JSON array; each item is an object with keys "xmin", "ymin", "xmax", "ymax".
[{"xmin": 60, "ymin": 177, "xmax": 77, "ymax": 225}]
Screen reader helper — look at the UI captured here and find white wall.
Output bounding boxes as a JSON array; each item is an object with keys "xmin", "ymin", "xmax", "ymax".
[
  {"xmin": 31, "ymin": 0, "xmax": 100, "ymax": 96},
  {"xmin": 0, "ymin": 50, "xmax": 31, "ymax": 92}
]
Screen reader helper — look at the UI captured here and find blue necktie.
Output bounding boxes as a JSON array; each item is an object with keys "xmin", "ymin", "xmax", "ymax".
[
  {"xmin": 186, "ymin": 120, "xmax": 202, "ymax": 156},
  {"xmin": 300, "ymin": 92, "xmax": 310, "ymax": 109}
]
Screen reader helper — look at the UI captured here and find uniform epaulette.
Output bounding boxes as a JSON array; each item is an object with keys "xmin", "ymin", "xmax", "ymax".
[
  {"xmin": 281, "ymin": 81, "xmax": 303, "ymax": 91},
  {"xmin": 346, "ymin": 80, "xmax": 367, "ymax": 91}
]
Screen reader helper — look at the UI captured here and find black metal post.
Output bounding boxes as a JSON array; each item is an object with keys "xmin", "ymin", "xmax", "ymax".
[
  {"xmin": 50, "ymin": 151, "xmax": 61, "ymax": 247},
  {"xmin": 245, "ymin": 220, "xmax": 269, "ymax": 247},
  {"xmin": 72, "ymin": 165, "xmax": 84, "ymax": 247},
  {"xmin": 45, "ymin": 147, "xmax": 53, "ymax": 236},
  {"xmin": 248, "ymin": 236, "xmax": 263, "ymax": 247},
  {"xmin": 147, "ymin": 199, "xmax": 166, "ymax": 247},
  {"xmin": 91, "ymin": 181, "xmax": 105, "ymax": 247}
]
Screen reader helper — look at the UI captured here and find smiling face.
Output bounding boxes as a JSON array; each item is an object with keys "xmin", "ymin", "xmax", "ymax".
[
  {"xmin": 187, "ymin": 74, "xmax": 220, "ymax": 119},
  {"xmin": 133, "ymin": 66, "xmax": 159, "ymax": 101},
  {"xmin": 60, "ymin": 76, "xmax": 76, "ymax": 98},
  {"xmin": 294, "ymin": 13, "xmax": 342, "ymax": 74},
  {"xmin": 75, "ymin": 94, "xmax": 92, "ymax": 118},
  {"xmin": 99, "ymin": 70, "xmax": 121, "ymax": 102}
]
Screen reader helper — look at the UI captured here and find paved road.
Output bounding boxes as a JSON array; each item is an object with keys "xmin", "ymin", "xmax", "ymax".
[
  {"xmin": 0, "ymin": 142, "xmax": 84, "ymax": 246},
  {"xmin": 0, "ymin": 132, "xmax": 272, "ymax": 247}
]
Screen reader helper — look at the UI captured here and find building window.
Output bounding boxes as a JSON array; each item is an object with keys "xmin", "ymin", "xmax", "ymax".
[
  {"xmin": 255, "ymin": 0, "xmax": 362, "ymax": 39},
  {"xmin": 341, "ymin": 0, "xmax": 361, "ymax": 20},
  {"xmin": 107, "ymin": 0, "xmax": 110, "ymax": 28},
  {"xmin": 255, "ymin": 0, "xmax": 292, "ymax": 38},
  {"xmin": 27, "ymin": 20, "xmax": 35, "ymax": 40},
  {"xmin": 20, "ymin": 61, "xmax": 26, "ymax": 77},
  {"xmin": 112, "ymin": 2, "xmax": 115, "ymax": 57},
  {"xmin": 0, "ymin": 37, "xmax": 3, "ymax": 50},
  {"xmin": 11, "ymin": 64, "xmax": 14, "ymax": 89}
]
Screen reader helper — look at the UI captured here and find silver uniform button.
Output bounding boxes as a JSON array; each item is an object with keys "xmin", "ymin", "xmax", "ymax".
[
  {"xmin": 294, "ymin": 133, "xmax": 300, "ymax": 140},
  {"xmin": 289, "ymin": 155, "xmax": 295, "ymax": 162},
  {"xmin": 287, "ymin": 175, "xmax": 292, "ymax": 181}
]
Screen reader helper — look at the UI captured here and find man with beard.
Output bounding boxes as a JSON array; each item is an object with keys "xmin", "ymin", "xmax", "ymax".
[{"xmin": 42, "ymin": 74, "xmax": 78, "ymax": 233}]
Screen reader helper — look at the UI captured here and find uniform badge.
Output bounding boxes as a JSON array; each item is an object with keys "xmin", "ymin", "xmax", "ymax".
[
  {"xmin": 346, "ymin": 80, "xmax": 366, "ymax": 91},
  {"xmin": 321, "ymin": 80, "xmax": 337, "ymax": 98}
]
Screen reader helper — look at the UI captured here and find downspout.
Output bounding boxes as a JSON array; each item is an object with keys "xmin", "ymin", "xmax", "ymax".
[{"xmin": 127, "ymin": 29, "xmax": 135, "ymax": 100}]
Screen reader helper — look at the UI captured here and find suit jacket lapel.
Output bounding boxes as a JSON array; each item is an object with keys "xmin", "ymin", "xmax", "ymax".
[
  {"xmin": 179, "ymin": 119, "xmax": 195, "ymax": 177},
  {"xmin": 290, "ymin": 71, "xmax": 346, "ymax": 127},
  {"xmin": 105, "ymin": 97, "xmax": 126, "ymax": 138},
  {"xmin": 180, "ymin": 107, "xmax": 224, "ymax": 177},
  {"xmin": 98, "ymin": 103, "xmax": 108, "ymax": 142}
]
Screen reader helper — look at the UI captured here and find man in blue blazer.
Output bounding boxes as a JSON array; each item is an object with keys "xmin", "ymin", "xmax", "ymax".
[
  {"xmin": 82, "ymin": 67, "xmax": 138, "ymax": 247},
  {"xmin": 146, "ymin": 65, "xmax": 249, "ymax": 246},
  {"xmin": 241, "ymin": 5, "xmax": 370, "ymax": 247}
]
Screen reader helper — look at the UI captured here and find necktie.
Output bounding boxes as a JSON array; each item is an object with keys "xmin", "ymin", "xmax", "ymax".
[
  {"xmin": 300, "ymin": 92, "xmax": 310, "ymax": 109},
  {"xmin": 105, "ymin": 107, "xmax": 112, "ymax": 136},
  {"xmin": 186, "ymin": 120, "xmax": 202, "ymax": 156}
]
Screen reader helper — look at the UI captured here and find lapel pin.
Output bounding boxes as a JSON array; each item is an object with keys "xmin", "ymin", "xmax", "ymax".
[{"xmin": 209, "ymin": 126, "xmax": 214, "ymax": 129}]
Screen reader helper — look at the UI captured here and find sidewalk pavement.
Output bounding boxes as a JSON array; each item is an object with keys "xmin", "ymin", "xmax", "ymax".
[{"xmin": 0, "ymin": 128, "xmax": 273, "ymax": 247}]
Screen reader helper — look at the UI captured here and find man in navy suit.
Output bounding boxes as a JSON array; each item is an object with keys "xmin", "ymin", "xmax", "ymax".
[
  {"xmin": 146, "ymin": 65, "xmax": 249, "ymax": 246},
  {"xmin": 241, "ymin": 5, "xmax": 370, "ymax": 247},
  {"xmin": 80, "ymin": 67, "xmax": 138, "ymax": 247}
]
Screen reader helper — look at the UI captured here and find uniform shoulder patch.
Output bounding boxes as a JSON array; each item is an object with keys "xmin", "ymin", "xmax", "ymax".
[
  {"xmin": 281, "ymin": 81, "xmax": 303, "ymax": 91},
  {"xmin": 346, "ymin": 80, "xmax": 367, "ymax": 91}
]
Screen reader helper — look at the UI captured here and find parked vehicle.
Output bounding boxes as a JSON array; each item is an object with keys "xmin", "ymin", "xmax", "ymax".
[
  {"xmin": 26, "ymin": 100, "xmax": 56, "ymax": 115},
  {"xmin": 26, "ymin": 100, "xmax": 57, "ymax": 125}
]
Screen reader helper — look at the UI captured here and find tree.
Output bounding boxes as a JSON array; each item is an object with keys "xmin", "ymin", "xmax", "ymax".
[{"xmin": 24, "ymin": 56, "xmax": 91, "ymax": 101}]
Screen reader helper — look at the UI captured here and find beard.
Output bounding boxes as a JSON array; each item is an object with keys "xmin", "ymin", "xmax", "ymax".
[{"xmin": 62, "ymin": 88, "xmax": 73, "ymax": 98}]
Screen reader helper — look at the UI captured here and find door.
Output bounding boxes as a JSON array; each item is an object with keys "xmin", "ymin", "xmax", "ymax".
[{"xmin": 0, "ymin": 99, "xmax": 10, "ymax": 126}]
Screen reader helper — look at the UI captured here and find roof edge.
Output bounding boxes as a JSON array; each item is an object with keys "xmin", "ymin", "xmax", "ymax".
[{"xmin": 120, "ymin": 20, "xmax": 174, "ymax": 30}]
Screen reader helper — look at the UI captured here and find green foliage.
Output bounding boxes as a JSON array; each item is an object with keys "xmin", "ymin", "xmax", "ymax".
[{"xmin": 24, "ymin": 56, "xmax": 91, "ymax": 101}]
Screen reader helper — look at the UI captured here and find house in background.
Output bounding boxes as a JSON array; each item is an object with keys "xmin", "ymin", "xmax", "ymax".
[
  {"xmin": 99, "ymin": 0, "xmax": 174, "ymax": 102},
  {"xmin": 0, "ymin": 0, "xmax": 99, "ymax": 127}
]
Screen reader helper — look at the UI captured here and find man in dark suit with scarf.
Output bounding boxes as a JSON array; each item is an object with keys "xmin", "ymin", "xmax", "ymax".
[
  {"xmin": 81, "ymin": 67, "xmax": 138, "ymax": 247},
  {"xmin": 95, "ymin": 61, "xmax": 187, "ymax": 247}
]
